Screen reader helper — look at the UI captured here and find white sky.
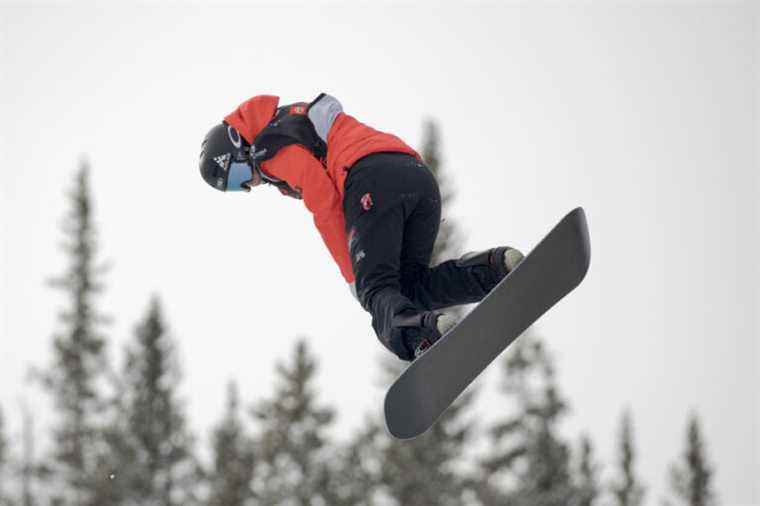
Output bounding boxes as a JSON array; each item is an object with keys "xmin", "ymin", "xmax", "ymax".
[{"xmin": 1, "ymin": 2, "xmax": 758, "ymax": 504}]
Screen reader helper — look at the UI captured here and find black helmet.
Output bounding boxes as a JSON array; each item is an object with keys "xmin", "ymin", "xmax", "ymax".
[{"xmin": 199, "ymin": 122, "xmax": 254, "ymax": 192}]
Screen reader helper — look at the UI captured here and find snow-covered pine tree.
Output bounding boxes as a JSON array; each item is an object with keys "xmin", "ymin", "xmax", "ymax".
[
  {"xmin": 325, "ymin": 420, "xmax": 384, "ymax": 506},
  {"xmin": 42, "ymin": 163, "xmax": 112, "ymax": 506},
  {"xmin": 575, "ymin": 434, "xmax": 600, "ymax": 506},
  {"xmin": 478, "ymin": 335, "xmax": 577, "ymax": 506},
  {"xmin": 377, "ymin": 383, "xmax": 475, "ymax": 506},
  {"xmin": 207, "ymin": 381, "xmax": 256, "ymax": 506},
  {"xmin": 19, "ymin": 404, "xmax": 40, "ymax": 506},
  {"xmin": 422, "ymin": 119, "xmax": 464, "ymax": 296},
  {"xmin": 0, "ymin": 405, "xmax": 11, "ymax": 506},
  {"xmin": 120, "ymin": 296, "xmax": 199, "ymax": 506},
  {"xmin": 665, "ymin": 413, "xmax": 717, "ymax": 506},
  {"xmin": 251, "ymin": 339, "xmax": 337, "ymax": 505},
  {"xmin": 372, "ymin": 119, "xmax": 477, "ymax": 506},
  {"xmin": 609, "ymin": 409, "xmax": 645, "ymax": 506}
]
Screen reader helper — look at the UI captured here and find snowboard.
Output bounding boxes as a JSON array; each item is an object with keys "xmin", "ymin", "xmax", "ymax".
[{"xmin": 384, "ymin": 207, "xmax": 591, "ymax": 440}]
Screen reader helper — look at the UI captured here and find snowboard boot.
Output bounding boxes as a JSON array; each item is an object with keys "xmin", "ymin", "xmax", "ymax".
[
  {"xmin": 413, "ymin": 312, "xmax": 458, "ymax": 359},
  {"xmin": 503, "ymin": 247, "xmax": 524, "ymax": 274},
  {"xmin": 456, "ymin": 246, "xmax": 525, "ymax": 283},
  {"xmin": 391, "ymin": 311, "xmax": 458, "ymax": 360}
]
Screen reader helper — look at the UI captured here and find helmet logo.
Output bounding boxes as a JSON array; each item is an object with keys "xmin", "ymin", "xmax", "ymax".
[
  {"xmin": 227, "ymin": 125, "xmax": 243, "ymax": 149},
  {"xmin": 213, "ymin": 153, "xmax": 230, "ymax": 172}
]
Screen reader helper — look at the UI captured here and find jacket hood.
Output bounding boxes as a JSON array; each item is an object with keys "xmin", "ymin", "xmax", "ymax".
[{"xmin": 224, "ymin": 95, "xmax": 280, "ymax": 144}]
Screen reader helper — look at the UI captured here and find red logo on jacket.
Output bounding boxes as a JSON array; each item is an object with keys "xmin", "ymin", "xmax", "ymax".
[{"xmin": 360, "ymin": 193, "xmax": 373, "ymax": 211}]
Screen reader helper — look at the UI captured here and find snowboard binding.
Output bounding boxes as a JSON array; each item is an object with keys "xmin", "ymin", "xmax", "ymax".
[{"xmin": 392, "ymin": 311, "xmax": 458, "ymax": 360}]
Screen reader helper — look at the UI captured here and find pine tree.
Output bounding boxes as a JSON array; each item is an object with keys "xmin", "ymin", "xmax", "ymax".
[
  {"xmin": 422, "ymin": 119, "xmax": 464, "ymax": 279},
  {"xmin": 42, "ymin": 163, "xmax": 111, "ymax": 506},
  {"xmin": 609, "ymin": 409, "xmax": 645, "ymax": 506},
  {"xmin": 372, "ymin": 119, "xmax": 477, "ymax": 506},
  {"xmin": 19, "ymin": 403, "xmax": 39, "ymax": 506},
  {"xmin": 665, "ymin": 413, "xmax": 717, "ymax": 506},
  {"xmin": 421, "ymin": 119, "xmax": 468, "ymax": 326},
  {"xmin": 120, "ymin": 296, "xmax": 199, "ymax": 505},
  {"xmin": 377, "ymin": 364, "xmax": 476, "ymax": 505},
  {"xmin": 251, "ymin": 339, "xmax": 337, "ymax": 505},
  {"xmin": 479, "ymin": 335, "xmax": 577, "ymax": 505},
  {"xmin": 326, "ymin": 420, "xmax": 384, "ymax": 506},
  {"xmin": 575, "ymin": 434, "xmax": 600, "ymax": 506},
  {"xmin": 208, "ymin": 381, "xmax": 256, "ymax": 506},
  {"xmin": 0, "ymin": 405, "xmax": 12, "ymax": 506}
]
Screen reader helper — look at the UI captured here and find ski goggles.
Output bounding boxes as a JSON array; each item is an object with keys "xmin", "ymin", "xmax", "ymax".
[{"xmin": 226, "ymin": 160, "xmax": 254, "ymax": 192}]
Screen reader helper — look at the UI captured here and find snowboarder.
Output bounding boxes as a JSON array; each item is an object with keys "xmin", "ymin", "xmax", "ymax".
[{"xmin": 199, "ymin": 93, "xmax": 524, "ymax": 361}]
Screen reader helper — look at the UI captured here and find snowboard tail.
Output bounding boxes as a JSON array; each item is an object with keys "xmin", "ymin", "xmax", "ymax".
[{"xmin": 384, "ymin": 207, "xmax": 591, "ymax": 439}]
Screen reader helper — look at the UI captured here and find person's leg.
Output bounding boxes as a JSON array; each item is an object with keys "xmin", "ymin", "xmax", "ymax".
[
  {"xmin": 344, "ymin": 153, "xmax": 522, "ymax": 360},
  {"xmin": 398, "ymin": 160, "xmax": 520, "ymax": 311},
  {"xmin": 344, "ymin": 153, "xmax": 433, "ymax": 361},
  {"xmin": 401, "ymin": 251, "xmax": 512, "ymax": 310}
]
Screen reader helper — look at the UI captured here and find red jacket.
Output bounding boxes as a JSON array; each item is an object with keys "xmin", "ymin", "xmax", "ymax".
[{"xmin": 224, "ymin": 95, "xmax": 420, "ymax": 284}]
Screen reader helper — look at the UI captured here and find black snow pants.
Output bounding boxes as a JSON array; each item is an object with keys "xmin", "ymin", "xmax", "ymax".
[{"xmin": 343, "ymin": 152, "xmax": 503, "ymax": 361}]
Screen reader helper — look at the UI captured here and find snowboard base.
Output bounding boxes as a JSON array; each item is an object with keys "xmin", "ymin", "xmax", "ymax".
[{"xmin": 384, "ymin": 207, "xmax": 591, "ymax": 439}]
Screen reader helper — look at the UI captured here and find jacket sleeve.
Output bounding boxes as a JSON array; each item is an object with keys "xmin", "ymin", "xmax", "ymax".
[{"xmin": 261, "ymin": 145, "xmax": 355, "ymax": 284}]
